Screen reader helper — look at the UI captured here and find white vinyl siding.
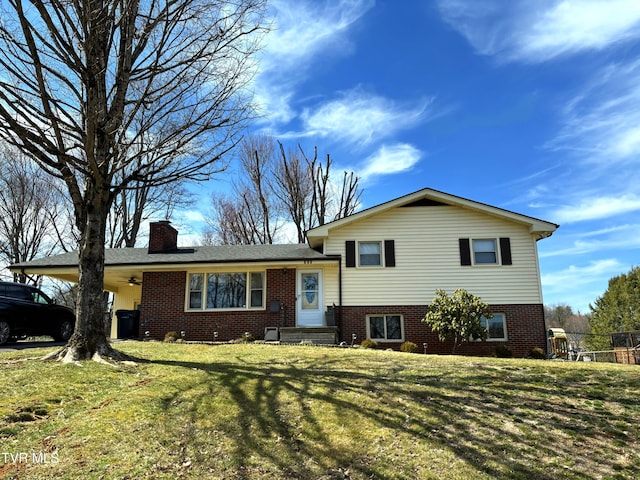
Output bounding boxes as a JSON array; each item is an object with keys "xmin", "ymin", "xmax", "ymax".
[{"xmin": 324, "ymin": 205, "xmax": 544, "ymax": 305}]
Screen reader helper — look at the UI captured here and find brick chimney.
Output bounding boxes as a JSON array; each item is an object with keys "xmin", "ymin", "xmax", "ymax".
[{"xmin": 148, "ymin": 221, "xmax": 178, "ymax": 253}]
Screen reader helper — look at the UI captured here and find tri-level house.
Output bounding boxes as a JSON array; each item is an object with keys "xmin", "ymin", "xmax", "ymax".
[{"xmin": 11, "ymin": 188, "xmax": 558, "ymax": 357}]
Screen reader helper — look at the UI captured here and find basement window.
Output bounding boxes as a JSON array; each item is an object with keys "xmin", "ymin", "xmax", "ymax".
[{"xmin": 367, "ymin": 314, "xmax": 404, "ymax": 342}]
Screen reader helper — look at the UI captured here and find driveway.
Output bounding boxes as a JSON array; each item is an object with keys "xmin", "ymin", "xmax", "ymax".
[{"xmin": 0, "ymin": 339, "xmax": 65, "ymax": 352}]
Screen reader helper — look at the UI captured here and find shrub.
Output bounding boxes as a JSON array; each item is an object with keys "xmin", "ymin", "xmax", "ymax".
[
  {"xmin": 527, "ymin": 347, "xmax": 546, "ymax": 359},
  {"xmin": 494, "ymin": 344, "xmax": 513, "ymax": 358},
  {"xmin": 360, "ymin": 339, "xmax": 378, "ymax": 349},
  {"xmin": 400, "ymin": 341, "xmax": 418, "ymax": 353},
  {"xmin": 164, "ymin": 331, "xmax": 179, "ymax": 342}
]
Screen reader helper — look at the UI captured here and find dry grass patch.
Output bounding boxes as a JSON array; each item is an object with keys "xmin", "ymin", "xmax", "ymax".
[{"xmin": 0, "ymin": 342, "xmax": 638, "ymax": 479}]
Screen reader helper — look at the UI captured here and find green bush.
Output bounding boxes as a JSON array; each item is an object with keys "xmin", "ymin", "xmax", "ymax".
[
  {"xmin": 494, "ymin": 344, "xmax": 513, "ymax": 358},
  {"xmin": 400, "ymin": 341, "xmax": 418, "ymax": 353},
  {"xmin": 527, "ymin": 347, "xmax": 546, "ymax": 359},
  {"xmin": 360, "ymin": 339, "xmax": 378, "ymax": 349},
  {"xmin": 164, "ymin": 331, "xmax": 179, "ymax": 342}
]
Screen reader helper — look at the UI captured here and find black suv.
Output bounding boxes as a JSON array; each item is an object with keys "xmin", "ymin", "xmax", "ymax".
[{"xmin": 0, "ymin": 282, "xmax": 75, "ymax": 345}]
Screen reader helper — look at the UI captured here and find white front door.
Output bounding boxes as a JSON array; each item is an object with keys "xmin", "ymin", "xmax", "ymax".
[{"xmin": 297, "ymin": 270, "xmax": 323, "ymax": 326}]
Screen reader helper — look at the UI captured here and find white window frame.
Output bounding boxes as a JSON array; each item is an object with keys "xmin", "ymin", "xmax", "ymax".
[
  {"xmin": 481, "ymin": 313, "xmax": 507, "ymax": 341},
  {"xmin": 472, "ymin": 238, "xmax": 498, "ymax": 265},
  {"xmin": 186, "ymin": 271, "xmax": 265, "ymax": 311},
  {"xmin": 358, "ymin": 241, "xmax": 383, "ymax": 267},
  {"xmin": 366, "ymin": 314, "xmax": 404, "ymax": 342}
]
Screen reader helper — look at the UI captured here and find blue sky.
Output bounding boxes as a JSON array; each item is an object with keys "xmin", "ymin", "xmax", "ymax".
[{"xmin": 188, "ymin": 0, "xmax": 640, "ymax": 313}]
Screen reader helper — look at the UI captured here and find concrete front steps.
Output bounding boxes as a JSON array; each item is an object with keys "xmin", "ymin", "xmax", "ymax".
[{"xmin": 277, "ymin": 327, "xmax": 338, "ymax": 345}]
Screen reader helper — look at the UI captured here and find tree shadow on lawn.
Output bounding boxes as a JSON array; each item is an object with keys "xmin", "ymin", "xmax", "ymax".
[{"xmin": 149, "ymin": 355, "xmax": 638, "ymax": 479}]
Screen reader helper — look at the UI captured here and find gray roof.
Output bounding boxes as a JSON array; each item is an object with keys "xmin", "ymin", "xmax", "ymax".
[{"xmin": 11, "ymin": 244, "xmax": 336, "ymax": 270}]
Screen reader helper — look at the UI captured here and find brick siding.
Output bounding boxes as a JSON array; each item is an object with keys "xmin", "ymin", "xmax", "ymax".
[
  {"xmin": 138, "ymin": 269, "xmax": 545, "ymax": 357},
  {"xmin": 139, "ymin": 268, "xmax": 297, "ymax": 342},
  {"xmin": 338, "ymin": 304, "xmax": 546, "ymax": 358}
]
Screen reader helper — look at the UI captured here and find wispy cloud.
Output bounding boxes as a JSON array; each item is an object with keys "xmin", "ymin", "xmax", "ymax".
[
  {"xmin": 541, "ymin": 259, "xmax": 624, "ymax": 288},
  {"xmin": 547, "ymin": 60, "xmax": 640, "ymax": 165},
  {"xmin": 297, "ymin": 88, "xmax": 431, "ymax": 146},
  {"xmin": 261, "ymin": 0, "xmax": 373, "ymax": 72},
  {"xmin": 254, "ymin": 0, "xmax": 374, "ymax": 124},
  {"xmin": 540, "ymin": 223, "xmax": 640, "ymax": 257},
  {"xmin": 553, "ymin": 194, "xmax": 640, "ymax": 223},
  {"xmin": 436, "ymin": 0, "xmax": 640, "ymax": 63},
  {"xmin": 540, "ymin": 258, "xmax": 627, "ymax": 310},
  {"xmin": 518, "ymin": 0, "xmax": 640, "ymax": 62},
  {"xmin": 357, "ymin": 143, "xmax": 423, "ymax": 181}
]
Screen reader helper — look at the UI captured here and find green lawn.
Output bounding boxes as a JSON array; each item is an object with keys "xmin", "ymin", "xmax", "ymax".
[{"xmin": 0, "ymin": 342, "xmax": 638, "ymax": 479}]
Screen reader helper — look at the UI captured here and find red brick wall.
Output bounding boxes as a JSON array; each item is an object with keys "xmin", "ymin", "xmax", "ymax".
[
  {"xmin": 148, "ymin": 221, "xmax": 178, "ymax": 253},
  {"xmin": 137, "ymin": 267, "xmax": 546, "ymax": 357},
  {"xmin": 139, "ymin": 268, "xmax": 297, "ymax": 342},
  {"xmin": 338, "ymin": 303, "xmax": 546, "ymax": 358}
]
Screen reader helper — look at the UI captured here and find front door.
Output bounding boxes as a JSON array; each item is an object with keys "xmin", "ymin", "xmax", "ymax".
[{"xmin": 297, "ymin": 270, "xmax": 323, "ymax": 326}]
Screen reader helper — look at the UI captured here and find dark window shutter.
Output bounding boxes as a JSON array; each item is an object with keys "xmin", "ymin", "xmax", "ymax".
[
  {"xmin": 384, "ymin": 240, "xmax": 396, "ymax": 267},
  {"xmin": 345, "ymin": 241, "xmax": 356, "ymax": 268},
  {"xmin": 500, "ymin": 237, "xmax": 512, "ymax": 265},
  {"xmin": 459, "ymin": 238, "xmax": 471, "ymax": 266}
]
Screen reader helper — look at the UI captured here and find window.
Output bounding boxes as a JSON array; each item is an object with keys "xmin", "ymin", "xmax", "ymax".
[
  {"xmin": 31, "ymin": 290, "xmax": 51, "ymax": 305},
  {"xmin": 481, "ymin": 313, "xmax": 507, "ymax": 340},
  {"xmin": 250, "ymin": 272, "xmax": 264, "ymax": 308},
  {"xmin": 473, "ymin": 239, "xmax": 497, "ymax": 264},
  {"xmin": 346, "ymin": 240, "xmax": 396, "ymax": 267},
  {"xmin": 359, "ymin": 242, "xmax": 382, "ymax": 266},
  {"xmin": 460, "ymin": 237, "xmax": 512, "ymax": 266},
  {"xmin": 367, "ymin": 314, "xmax": 404, "ymax": 341},
  {"xmin": 189, "ymin": 274, "xmax": 204, "ymax": 309},
  {"xmin": 187, "ymin": 272, "xmax": 264, "ymax": 310}
]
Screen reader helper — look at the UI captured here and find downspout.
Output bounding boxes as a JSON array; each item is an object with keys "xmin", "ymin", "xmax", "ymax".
[{"xmin": 338, "ymin": 255, "xmax": 343, "ymax": 337}]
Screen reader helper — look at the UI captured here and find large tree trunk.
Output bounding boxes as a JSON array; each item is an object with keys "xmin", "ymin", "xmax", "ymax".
[{"xmin": 45, "ymin": 195, "xmax": 130, "ymax": 364}]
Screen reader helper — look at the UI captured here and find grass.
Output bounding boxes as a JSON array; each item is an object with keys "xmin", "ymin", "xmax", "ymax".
[{"xmin": 0, "ymin": 342, "xmax": 639, "ymax": 480}]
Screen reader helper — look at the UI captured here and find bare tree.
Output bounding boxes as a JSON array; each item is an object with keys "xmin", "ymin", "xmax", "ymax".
[
  {"xmin": 0, "ymin": 144, "xmax": 67, "ymax": 284},
  {"xmin": 107, "ymin": 175, "xmax": 193, "ymax": 249},
  {"xmin": 206, "ymin": 134, "xmax": 280, "ymax": 244},
  {"xmin": 278, "ymin": 142, "xmax": 362, "ymax": 242},
  {"xmin": 272, "ymin": 142, "xmax": 313, "ymax": 243},
  {"xmin": 206, "ymin": 134, "xmax": 362, "ymax": 245},
  {"xmin": 0, "ymin": 0, "xmax": 267, "ymax": 363}
]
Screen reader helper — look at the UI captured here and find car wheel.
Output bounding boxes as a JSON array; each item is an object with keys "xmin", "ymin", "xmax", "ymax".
[
  {"xmin": 54, "ymin": 319, "xmax": 74, "ymax": 342},
  {"xmin": 0, "ymin": 320, "xmax": 11, "ymax": 345}
]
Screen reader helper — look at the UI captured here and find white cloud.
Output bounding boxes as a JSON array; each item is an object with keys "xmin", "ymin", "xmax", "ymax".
[
  {"xmin": 541, "ymin": 259, "xmax": 624, "ymax": 289},
  {"xmin": 539, "ymin": 223, "xmax": 640, "ymax": 258},
  {"xmin": 540, "ymin": 259, "xmax": 630, "ymax": 310},
  {"xmin": 519, "ymin": 0, "xmax": 640, "ymax": 61},
  {"xmin": 299, "ymin": 88, "xmax": 431, "ymax": 146},
  {"xmin": 261, "ymin": 0, "xmax": 373, "ymax": 72},
  {"xmin": 357, "ymin": 143, "xmax": 422, "ymax": 181},
  {"xmin": 253, "ymin": 0, "xmax": 374, "ymax": 125},
  {"xmin": 436, "ymin": 0, "xmax": 640, "ymax": 63},
  {"xmin": 548, "ymin": 60, "xmax": 640, "ymax": 164},
  {"xmin": 553, "ymin": 195, "xmax": 640, "ymax": 223}
]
